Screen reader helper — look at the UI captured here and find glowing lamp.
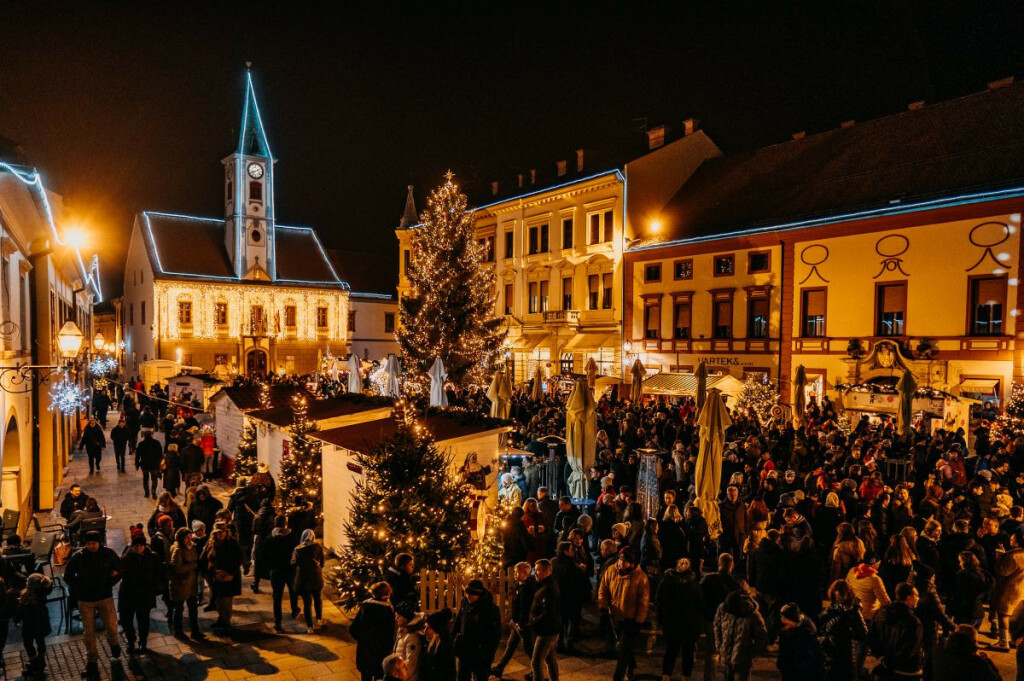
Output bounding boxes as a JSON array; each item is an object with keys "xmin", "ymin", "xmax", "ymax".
[
  {"xmin": 93, "ymin": 332, "xmax": 105, "ymax": 351},
  {"xmin": 56, "ymin": 321, "xmax": 85, "ymax": 360},
  {"xmin": 63, "ymin": 227, "xmax": 87, "ymax": 249},
  {"xmin": 649, "ymin": 219, "xmax": 662, "ymax": 233}
]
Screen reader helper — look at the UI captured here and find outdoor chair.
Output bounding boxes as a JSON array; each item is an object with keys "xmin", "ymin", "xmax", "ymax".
[
  {"xmin": 29, "ymin": 530, "xmax": 56, "ymax": 577},
  {"xmin": 1, "ymin": 509, "xmax": 19, "ymax": 540}
]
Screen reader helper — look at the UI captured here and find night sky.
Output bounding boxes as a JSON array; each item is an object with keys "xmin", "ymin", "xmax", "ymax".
[{"xmin": 1, "ymin": 2, "xmax": 1022, "ymax": 300}]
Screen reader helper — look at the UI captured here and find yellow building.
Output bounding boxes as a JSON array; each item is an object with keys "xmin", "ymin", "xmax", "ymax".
[
  {"xmin": 626, "ymin": 81, "xmax": 1024, "ymax": 407},
  {"xmin": 397, "ymin": 159, "xmax": 626, "ymax": 383}
]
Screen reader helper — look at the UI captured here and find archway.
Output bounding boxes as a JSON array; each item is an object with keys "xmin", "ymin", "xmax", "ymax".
[
  {"xmin": 246, "ymin": 349, "xmax": 268, "ymax": 376},
  {"xmin": 2, "ymin": 416, "xmax": 21, "ymax": 513}
]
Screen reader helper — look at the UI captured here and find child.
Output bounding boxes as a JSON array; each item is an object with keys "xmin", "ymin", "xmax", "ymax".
[{"xmin": 17, "ymin": 573, "xmax": 52, "ymax": 674}]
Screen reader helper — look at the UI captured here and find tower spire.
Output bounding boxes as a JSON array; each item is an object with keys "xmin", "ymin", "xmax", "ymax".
[
  {"xmin": 399, "ymin": 185, "xmax": 418, "ymax": 229},
  {"xmin": 238, "ymin": 68, "xmax": 272, "ymax": 158}
]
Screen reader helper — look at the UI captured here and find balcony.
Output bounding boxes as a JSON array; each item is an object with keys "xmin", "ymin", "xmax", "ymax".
[{"xmin": 543, "ymin": 309, "xmax": 580, "ymax": 327}]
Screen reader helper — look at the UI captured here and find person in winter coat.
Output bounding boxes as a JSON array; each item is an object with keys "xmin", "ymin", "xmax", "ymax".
[
  {"xmin": 846, "ymin": 553, "xmax": 890, "ymax": 622},
  {"xmin": 991, "ymin": 529, "xmax": 1024, "ymax": 650},
  {"xmin": 394, "ymin": 603, "xmax": 426, "ymax": 681},
  {"xmin": 179, "ymin": 438, "xmax": 204, "ymax": 478},
  {"xmin": 719, "ymin": 486, "xmax": 748, "ymax": 558},
  {"xmin": 135, "ymin": 429, "xmax": 164, "ymax": 499},
  {"xmin": 291, "ymin": 529, "xmax": 324, "ymax": 633},
  {"xmin": 656, "ymin": 558, "xmax": 704, "ymax": 681},
  {"xmin": 111, "ymin": 417, "xmax": 130, "ymax": 473},
  {"xmin": 658, "ymin": 505, "xmax": 687, "ymax": 569},
  {"xmin": 186, "ymin": 485, "xmax": 223, "ymax": 538},
  {"xmin": 350, "ymin": 582, "xmax": 396, "ymax": 681},
  {"xmin": 932, "ymin": 624, "xmax": 1000, "ymax": 681},
  {"xmin": 59, "ymin": 484, "xmax": 90, "ymax": 521},
  {"xmin": 386, "ymin": 553, "xmax": 419, "ymax": 609},
  {"xmin": 64, "ymin": 530, "xmax": 122, "ymax": 676},
  {"xmin": 79, "ymin": 417, "xmax": 107, "ymax": 474},
  {"xmin": 118, "ymin": 534, "xmax": 165, "ymax": 652},
  {"xmin": 785, "ymin": 536, "xmax": 825, "ymax": 626},
  {"xmin": 598, "ymin": 547, "xmax": 650, "ymax": 681},
  {"xmin": 528, "ymin": 559, "xmax": 561, "ymax": 681},
  {"xmin": 491, "ymin": 562, "xmax": 536, "ymax": 679},
  {"xmin": 0, "ymin": 575, "xmax": 15, "ymax": 662},
  {"xmin": 552, "ymin": 540, "xmax": 588, "ymax": 654},
  {"xmin": 16, "ymin": 573, "xmax": 52, "ymax": 675},
  {"xmin": 169, "ymin": 527, "xmax": 203, "ymax": 639},
  {"xmin": 777, "ymin": 603, "xmax": 823, "ymax": 681},
  {"xmin": 714, "ymin": 587, "xmax": 768, "ymax": 681},
  {"xmin": 453, "ymin": 580, "xmax": 502, "ymax": 681},
  {"xmin": 227, "ymin": 483, "xmax": 256, "ymax": 574},
  {"xmin": 869, "ymin": 582, "xmax": 923, "ymax": 679},
  {"xmin": 948, "ymin": 551, "xmax": 992, "ymax": 627},
  {"xmin": 202, "ymin": 520, "xmax": 244, "ymax": 631},
  {"xmin": 162, "ymin": 444, "xmax": 182, "ymax": 496},
  {"xmin": 913, "ymin": 565, "xmax": 953, "ymax": 681},
  {"xmin": 148, "ymin": 493, "xmax": 187, "ymax": 539},
  {"xmin": 818, "ymin": 580, "xmax": 868, "ymax": 681},
  {"xmin": 421, "ymin": 609, "xmax": 457, "ymax": 681},
  {"xmin": 830, "ymin": 523, "xmax": 866, "ymax": 583},
  {"xmin": 250, "ymin": 499, "xmax": 276, "ymax": 594},
  {"xmin": 502, "ymin": 507, "xmax": 532, "ymax": 569},
  {"xmin": 263, "ymin": 515, "xmax": 299, "ymax": 631}
]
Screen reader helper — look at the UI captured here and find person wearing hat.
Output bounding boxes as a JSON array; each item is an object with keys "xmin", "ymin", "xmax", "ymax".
[
  {"xmin": 453, "ymin": 579, "xmax": 501, "ymax": 681},
  {"xmin": 79, "ymin": 417, "xmax": 107, "ymax": 475},
  {"xmin": 17, "ymin": 573, "xmax": 53, "ymax": 675},
  {"xmin": 776, "ymin": 603, "xmax": 823, "ymax": 681},
  {"xmin": 63, "ymin": 530, "xmax": 122, "ymax": 677},
  {"xmin": 135, "ymin": 429, "xmax": 164, "ymax": 500},
  {"xmin": 846, "ymin": 552, "xmax": 890, "ymax": 624},
  {"xmin": 421, "ymin": 609, "xmax": 456, "ymax": 681},
  {"xmin": 394, "ymin": 602, "xmax": 425, "ymax": 681},
  {"xmin": 351, "ymin": 582, "xmax": 395, "ymax": 681},
  {"xmin": 118, "ymin": 532, "xmax": 165, "ymax": 653},
  {"xmin": 186, "ymin": 485, "xmax": 223, "ymax": 540},
  {"xmin": 201, "ymin": 520, "xmax": 244, "ymax": 631},
  {"xmin": 597, "ymin": 546, "xmax": 649, "ymax": 681}
]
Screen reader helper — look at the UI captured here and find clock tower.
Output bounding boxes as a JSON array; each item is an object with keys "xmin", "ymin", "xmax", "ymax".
[{"xmin": 223, "ymin": 67, "xmax": 275, "ymax": 280}]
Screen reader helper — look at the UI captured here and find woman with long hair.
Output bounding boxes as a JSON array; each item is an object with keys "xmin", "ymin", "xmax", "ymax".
[
  {"xmin": 948, "ymin": 551, "xmax": 993, "ymax": 628},
  {"xmin": 830, "ymin": 523, "xmax": 866, "ymax": 583},
  {"xmin": 818, "ymin": 580, "xmax": 867, "ymax": 681},
  {"xmin": 878, "ymin": 535, "xmax": 917, "ymax": 596}
]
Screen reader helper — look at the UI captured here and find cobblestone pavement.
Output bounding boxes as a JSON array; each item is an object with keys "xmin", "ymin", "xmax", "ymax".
[{"xmin": 4, "ymin": 422, "xmax": 1017, "ymax": 680}]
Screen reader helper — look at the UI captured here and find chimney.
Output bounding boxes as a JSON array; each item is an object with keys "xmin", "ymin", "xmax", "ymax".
[
  {"xmin": 840, "ymin": 119, "xmax": 856, "ymax": 128},
  {"xmin": 576, "ymin": 149, "xmax": 584, "ymax": 172},
  {"xmin": 683, "ymin": 118, "xmax": 699, "ymax": 136},
  {"xmin": 518, "ymin": 173, "xmax": 524, "ymax": 188},
  {"xmin": 529, "ymin": 169, "xmax": 536, "ymax": 184},
  {"xmin": 556, "ymin": 160, "xmax": 567, "ymax": 177},
  {"xmin": 646, "ymin": 125, "xmax": 666, "ymax": 150},
  {"xmin": 907, "ymin": 100, "xmax": 925, "ymax": 110},
  {"xmin": 491, "ymin": 181, "xmax": 499, "ymax": 196},
  {"xmin": 988, "ymin": 76, "xmax": 1014, "ymax": 90},
  {"xmin": 791, "ymin": 131, "xmax": 806, "ymax": 140}
]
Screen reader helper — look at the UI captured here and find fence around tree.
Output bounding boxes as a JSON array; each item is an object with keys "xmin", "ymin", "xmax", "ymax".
[{"xmin": 419, "ymin": 567, "xmax": 516, "ymax": 623}]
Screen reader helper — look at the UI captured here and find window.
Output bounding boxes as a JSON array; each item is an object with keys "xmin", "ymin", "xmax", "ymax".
[
  {"xmin": 644, "ymin": 264, "xmax": 662, "ymax": 283},
  {"xmin": 317, "ymin": 307, "xmax": 328, "ymax": 329},
  {"xmin": 588, "ymin": 275, "xmax": 600, "ymax": 310},
  {"xmin": 602, "ymin": 273, "xmax": 613, "ymax": 309},
  {"xmin": 562, "ymin": 277, "xmax": 573, "ymax": 310},
  {"xmin": 251, "ymin": 305, "xmax": 264, "ymax": 334},
  {"xmin": 714, "ymin": 255, "xmax": 735, "ymax": 277},
  {"xmin": 504, "ymin": 284, "xmax": 514, "ymax": 315},
  {"xmin": 528, "ymin": 224, "xmax": 549, "ymax": 254},
  {"xmin": 876, "ymin": 282, "xmax": 907, "ymax": 336},
  {"xmin": 486, "ymin": 236, "xmax": 495, "ymax": 262},
  {"xmin": 673, "ymin": 299, "xmax": 691, "ymax": 339},
  {"xmin": 712, "ymin": 294, "xmax": 733, "ymax": 338},
  {"xmin": 801, "ymin": 289, "xmax": 826, "ymax": 338},
  {"xmin": 403, "ymin": 249, "xmax": 411, "ymax": 274},
  {"xmin": 674, "ymin": 259, "xmax": 693, "ymax": 280},
  {"xmin": 141, "ymin": 301, "xmax": 146, "ymax": 326},
  {"xmin": 970, "ymin": 276, "xmax": 1007, "ymax": 336},
  {"xmin": 528, "ymin": 282, "xmax": 539, "ymax": 314},
  {"xmin": 227, "ymin": 180, "xmax": 232, "ymax": 202},
  {"xmin": 215, "ymin": 302, "xmax": 228, "ymax": 326},
  {"xmin": 539, "ymin": 281, "xmax": 549, "ymax": 312},
  {"xmin": 644, "ymin": 301, "xmax": 661, "ymax": 340},
  {"xmin": 178, "ymin": 301, "xmax": 192, "ymax": 325},
  {"xmin": 562, "ymin": 218, "xmax": 574, "ymax": 249},
  {"xmin": 504, "ymin": 230, "xmax": 514, "ymax": 259},
  {"xmin": 603, "ymin": 210, "xmax": 614, "ymax": 242},
  {"xmin": 129, "ymin": 303, "xmax": 134, "ymax": 327},
  {"xmin": 284, "ymin": 305, "xmax": 296, "ymax": 327},
  {"xmin": 589, "ymin": 214, "xmax": 600, "ymax": 244},
  {"xmin": 384, "ymin": 312, "xmax": 395, "ymax": 333},
  {"xmin": 249, "ymin": 181, "xmax": 262, "ymax": 202},
  {"xmin": 747, "ymin": 295, "xmax": 769, "ymax": 338},
  {"xmin": 748, "ymin": 251, "xmax": 771, "ymax": 274}
]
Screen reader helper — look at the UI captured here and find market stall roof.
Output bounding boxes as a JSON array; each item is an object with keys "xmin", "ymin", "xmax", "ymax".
[
  {"xmin": 246, "ymin": 396, "xmax": 391, "ymax": 428},
  {"xmin": 210, "ymin": 384, "xmax": 313, "ymax": 411},
  {"xmin": 642, "ymin": 372, "xmax": 745, "ymax": 398},
  {"xmin": 315, "ymin": 415, "xmax": 507, "ymax": 453},
  {"xmin": 563, "ymin": 332, "xmax": 617, "ymax": 350},
  {"xmin": 168, "ymin": 373, "xmax": 226, "ymax": 386},
  {"xmin": 958, "ymin": 378, "xmax": 1000, "ymax": 395}
]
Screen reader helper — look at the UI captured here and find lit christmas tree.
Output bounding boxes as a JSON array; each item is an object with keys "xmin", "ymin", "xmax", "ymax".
[
  {"xmin": 233, "ymin": 418, "xmax": 258, "ymax": 479},
  {"xmin": 398, "ymin": 173, "xmax": 506, "ymax": 388},
  {"xmin": 459, "ymin": 499, "xmax": 512, "ymax": 579},
  {"xmin": 278, "ymin": 396, "xmax": 323, "ymax": 511},
  {"xmin": 994, "ymin": 381, "xmax": 1024, "ymax": 436},
  {"xmin": 331, "ymin": 424, "xmax": 473, "ymax": 608},
  {"xmin": 735, "ymin": 375, "xmax": 780, "ymax": 424}
]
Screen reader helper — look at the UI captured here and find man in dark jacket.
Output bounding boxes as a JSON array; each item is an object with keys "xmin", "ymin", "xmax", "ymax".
[
  {"xmin": 750, "ymin": 530, "xmax": 784, "ymax": 638},
  {"xmin": 529, "ymin": 559, "xmax": 561, "ymax": 681},
  {"xmin": 869, "ymin": 583, "xmax": 924, "ymax": 679},
  {"xmin": 777, "ymin": 603, "xmax": 823, "ymax": 681},
  {"xmin": 351, "ymin": 582, "xmax": 395, "ymax": 681},
  {"xmin": 124, "ymin": 402, "xmax": 141, "ymax": 454},
  {"xmin": 59, "ymin": 484, "xmax": 90, "ymax": 521},
  {"xmin": 135, "ymin": 430, "xmax": 163, "ymax": 499},
  {"xmin": 932, "ymin": 624, "xmax": 1001, "ymax": 681},
  {"xmin": 227, "ymin": 483, "xmax": 256, "ymax": 574},
  {"xmin": 79, "ymin": 417, "xmax": 107, "ymax": 474},
  {"xmin": 536, "ymin": 488, "xmax": 559, "ymax": 551},
  {"xmin": 491, "ymin": 562, "xmax": 536, "ymax": 679},
  {"xmin": 386, "ymin": 553, "xmax": 418, "ymax": 608},
  {"xmin": 118, "ymin": 534, "xmax": 165, "ymax": 651},
  {"xmin": 110, "ymin": 418, "xmax": 129, "ymax": 473},
  {"xmin": 657, "ymin": 558, "xmax": 705, "ymax": 680},
  {"xmin": 203, "ymin": 521, "xmax": 244, "ymax": 630},
  {"xmin": 501, "ymin": 508, "xmax": 531, "ymax": 569},
  {"xmin": 454, "ymin": 579, "xmax": 501, "ymax": 681},
  {"xmin": 552, "ymin": 540, "xmax": 588, "ymax": 654},
  {"xmin": 64, "ymin": 530, "xmax": 122, "ymax": 676},
  {"xmin": 180, "ymin": 438, "xmax": 204, "ymax": 477},
  {"xmin": 700, "ymin": 553, "xmax": 741, "ymax": 622},
  {"xmin": 263, "ymin": 515, "xmax": 300, "ymax": 631},
  {"xmin": 187, "ymin": 486, "xmax": 223, "ymax": 536}
]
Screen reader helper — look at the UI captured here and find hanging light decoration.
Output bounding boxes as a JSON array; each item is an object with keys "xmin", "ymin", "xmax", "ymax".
[
  {"xmin": 48, "ymin": 377, "xmax": 88, "ymax": 415},
  {"xmin": 89, "ymin": 356, "xmax": 118, "ymax": 376}
]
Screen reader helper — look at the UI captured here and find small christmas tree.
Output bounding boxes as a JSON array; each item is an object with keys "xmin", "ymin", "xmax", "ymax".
[
  {"xmin": 735, "ymin": 375, "xmax": 780, "ymax": 424},
  {"xmin": 234, "ymin": 418, "xmax": 258, "ymax": 479},
  {"xmin": 459, "ymin": 499, "xmax": 513, "ymax": 579},
  {"xmin": 994, "ymin": 381, "xmax": 1024, "ymax": 437},
  {"xmin": 278, "ymin": 397, "xmax": 323, "ymax": 511},
  {"xmin": 398, "ymin": 173, "xmax": 506, "ymax": 388},
  {"xmin": 331, "ymin": 424, "xmax": 473, "ymax": 608}
]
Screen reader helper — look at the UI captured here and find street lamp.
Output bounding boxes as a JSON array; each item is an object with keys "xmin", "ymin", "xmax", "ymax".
[
  {"xmin": 92, "ymin": 331, "xmax": 105, "ymax": 352},
  {"xmin": 57, "ymin": 321, "xmax": 85, "ymax": 360}
]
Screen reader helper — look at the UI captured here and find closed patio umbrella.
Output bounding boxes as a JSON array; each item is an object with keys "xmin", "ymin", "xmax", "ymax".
[
  {"xmin": 565, "ymin": 377, "xmax": 597, "ymax": 500},
  {"xmin": 498, "ymin": 372, "xmax": 512, "ymax": 419},
  {"xmin": 694, "ymin": 387, "xmax": 732, "ymax": 540},
  {"xmin": 385, "ymin": 355, "xmax": 402, "ymax": 398},
  {"xmin": 897, "ymin": 370, "xmax": 918, "ymax": 440},
  {"xmin": 585, "ymin": 357, "xmax": 599, "ymax": 389},
  {"xmin": 347, "ymin": 353, "xmax": 362, "ymax": 393},
  {"xmin": 793, "ymin": 365, "xmax": 807, "ymax": 428},
  {"xmin": 428, "ymin": 357, "xmax": 448, "ymax": 407},
  {"xmin": 486, "ymin": 370, "xmax": 507, "ymax": 418},
  {"xmin": 695, "ymin": 360, "xmax": 708, "ymax": 414},
  {"xmin": 629, "ymin": 359, "xmax": 645, "ymax": 404},
  {"xmin": 532, "ymin": 365, "xmax": 544, "ymax": 402}
]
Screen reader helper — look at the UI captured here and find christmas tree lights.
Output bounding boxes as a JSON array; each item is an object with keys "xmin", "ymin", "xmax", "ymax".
[
  {"xmin": 234, "ymin": 418, "xmax": 258, "ymax": 479},
  {"xmin": 278, "ymin": 396, "xmax": 323, "ymax": 511},
  {"xmin": 736, "ymin": 375, "xmax": 780, "ymax": 424},
  {"xmin": 398, "ymin": 173, "xmax": 505, "ymax": 389}
]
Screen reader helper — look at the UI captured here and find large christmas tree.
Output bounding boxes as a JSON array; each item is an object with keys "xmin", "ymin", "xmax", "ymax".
[
  {"xmin": 735, "ymin": 375, "xmax": 780, "ymax": 424},
  {"xmin": 278, "ymin": 397, "xmax": 323, "ymax": 511},
  {"xmin": 398, "ymin": 173, "xmax": 505, "ymax": 387},
  {"xmin": 332, "ymin": 424, "xmax": 473, "ymax": 608}
]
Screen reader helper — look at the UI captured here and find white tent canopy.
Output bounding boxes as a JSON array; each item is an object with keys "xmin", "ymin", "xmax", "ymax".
[{"xmin": 641, "ymin": 372, "xmax": 745, "ymax": 402}]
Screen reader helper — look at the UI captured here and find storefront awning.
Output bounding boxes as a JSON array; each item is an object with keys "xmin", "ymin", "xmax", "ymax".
[
  {"xmin": 563, "ymin": 332, "xmax": 615, "ymax": 351},
  {"xmin": 641, "ymin": 372, "xmax": 745, "ymax": 399},
  {"xmin": 958, "ymin": 378, "xmax": 1000, "ymax": 395},
  {"xmin": 509, "ymin": 334, "xmax": 546, "ymax": 350}
]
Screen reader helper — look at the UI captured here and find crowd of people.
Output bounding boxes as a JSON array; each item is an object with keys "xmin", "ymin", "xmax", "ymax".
[{"xmin": 352, "ymin": 383, "xmax": 1023, "ymax": 681}]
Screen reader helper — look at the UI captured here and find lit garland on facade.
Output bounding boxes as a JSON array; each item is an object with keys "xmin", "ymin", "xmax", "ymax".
[
  {"xmin": 152, "ymin": 281, "xmax": 348, "ymax": 342},
  {"xmin": 48, "ymin": 377, "xmax": 89, "ymax": 415}
]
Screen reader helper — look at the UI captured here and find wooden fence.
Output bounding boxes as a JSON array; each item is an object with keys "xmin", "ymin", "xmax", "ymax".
[{"xmin": 419, "ymin": 568, "xmax": 516, "ymax": 623}]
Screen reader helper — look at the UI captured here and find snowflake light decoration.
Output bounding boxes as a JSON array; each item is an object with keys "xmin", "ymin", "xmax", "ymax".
[{"xmin": 48, "ymin": 377, "xmax": 89, "ymax": 415}]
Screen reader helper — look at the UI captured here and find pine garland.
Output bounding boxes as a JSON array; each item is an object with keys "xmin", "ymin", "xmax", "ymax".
[{"xmin": 278, "ymin": 397, "xmax": 323, "ymax": 511}]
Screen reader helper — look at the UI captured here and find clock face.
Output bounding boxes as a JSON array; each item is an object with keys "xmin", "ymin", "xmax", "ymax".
[{"xmin": 247, "ymin": 163, "xmax": 264, "ymax": 179}]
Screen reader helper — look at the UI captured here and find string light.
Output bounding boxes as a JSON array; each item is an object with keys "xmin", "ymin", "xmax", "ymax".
[{"xmin": 89, "ymin": 356, "xmax": 118, "ymax": 375}]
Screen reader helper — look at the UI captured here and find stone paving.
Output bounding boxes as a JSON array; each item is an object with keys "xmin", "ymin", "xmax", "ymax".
[{"xmin": 2, "ymin": 422, "xmax": 1017, "ymax": 680}]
